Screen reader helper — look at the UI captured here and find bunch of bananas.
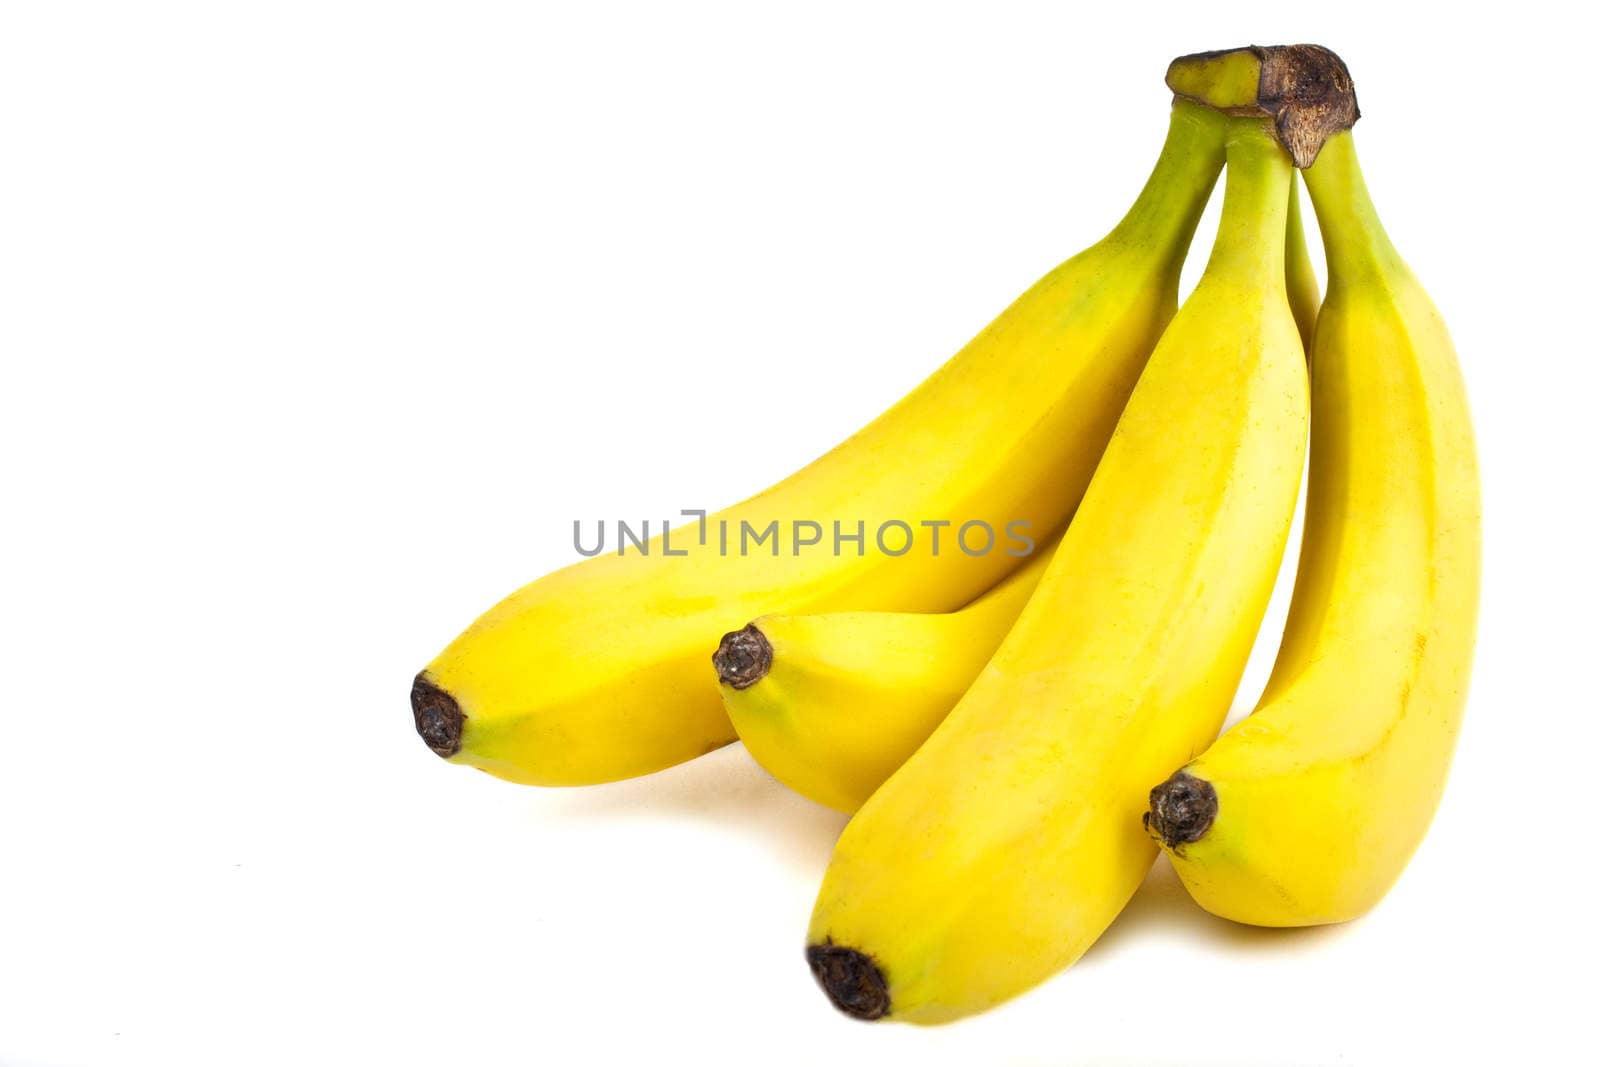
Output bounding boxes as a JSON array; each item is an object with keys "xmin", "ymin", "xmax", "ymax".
[{"xmin": 411, "ymin": 44, "xmax": 1478, "ymax": 1024}]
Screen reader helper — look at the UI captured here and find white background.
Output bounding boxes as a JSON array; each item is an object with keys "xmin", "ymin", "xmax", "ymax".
[{"xmin": 3, "ymin": 3, "xmax": 1595, "ymax": 1064}]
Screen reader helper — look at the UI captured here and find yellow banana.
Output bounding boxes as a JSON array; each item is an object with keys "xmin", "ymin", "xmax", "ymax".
[
  {"xmin": 806, "ymin": 116, "xmax": 1309, "ymax": 1023},
  {"xmin": 411, "ymin": 100, "xmax": 1230, "ymax": 786},
  {"xmin": 715, "ymin": 541, "xmax": 1054, "ymax": 814},
  {"xmin": 1147, "ymin": 122, "xmax": 1480, "ymax": 925},
  {"xmin": 715, "ymin": 180, "xmax": 1318, "ymax": 816}
]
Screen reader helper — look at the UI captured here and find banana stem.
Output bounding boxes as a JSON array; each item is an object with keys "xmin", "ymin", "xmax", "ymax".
[
  {"xmin": 1105, "ymin": 99, "xmax": 1228, "ymax": 256},
  {"xmin": 1199, "ymin": 121, "xmax": 1293, "ymax": 287},
  {"xmin": 1285, "ymin": 171, "xmax": 1321, "ymax": 350},
  {"xmin": 1302, "ymin": 131, "xmax": 1403, "ymax": 285},
  {"xmin": 1166, "ymin": 44, "xmax": 1359, "ymax": 168}
]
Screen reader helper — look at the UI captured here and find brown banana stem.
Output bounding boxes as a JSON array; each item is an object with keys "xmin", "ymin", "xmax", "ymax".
[{"xmin": 1166, "ymin": 44, "xmax": 1359, "ymax": 168}]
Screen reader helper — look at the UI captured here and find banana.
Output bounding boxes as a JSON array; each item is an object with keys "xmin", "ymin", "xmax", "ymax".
[
  {"xmin": 715, "ymin": 540, "xmax": 1054, "ymax": 814},
  {"xmin": 1146, "ymin": 123, "xmax": 1480, "ymax": 926},
  {"xmin": 806, "ymin": 116, "xmax": 1309, "ymax": 1023},
  {"xmin": 411, "ymin": 100, "xmax": 1230, "ymax": 786},
  {"xmin": 716, "ymin": 179, "xmax": 1319, "ymax": 816}
]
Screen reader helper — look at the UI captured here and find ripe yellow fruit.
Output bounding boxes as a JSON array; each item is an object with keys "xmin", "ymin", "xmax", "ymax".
[
  {"xmin": 807, "ymin": 117, "xmax": 1309, "ymax": 1023},
  {"xmin": 1147, "ymin": 127, "xmax": 1480, "ymax": 926}
]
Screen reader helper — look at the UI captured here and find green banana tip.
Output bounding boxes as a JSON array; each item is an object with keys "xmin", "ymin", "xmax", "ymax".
[
  {"xmin": 807, "ymin": 942, "xmax": 890, "ymax": 1021},
  {"xmin": 411, "ymin": 673, "xmax": 464, "ymax": 758},
  {"xmin": 712, "ymin": 624, "xmax": 772, "ymax": 690},
  {"xmin": 1145, "ymin": 771, "xmax": 1218, "ymax": 849}
]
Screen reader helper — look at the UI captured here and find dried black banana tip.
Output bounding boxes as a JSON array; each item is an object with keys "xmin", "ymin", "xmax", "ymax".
[
  {"xmin": 712, "ymin": 624, "xmax": 772, "ymax": 690},
  {"xmin": 411, "ymin": 673, "xmax": 464, "ymax": 758},
  {"xmin": 1145, "ymin": 771, "xmax": 1219, "ymax": 848},
  {"xmin": 806, "ymin": 942, "xmax": 889, "ymax": 1021}
]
